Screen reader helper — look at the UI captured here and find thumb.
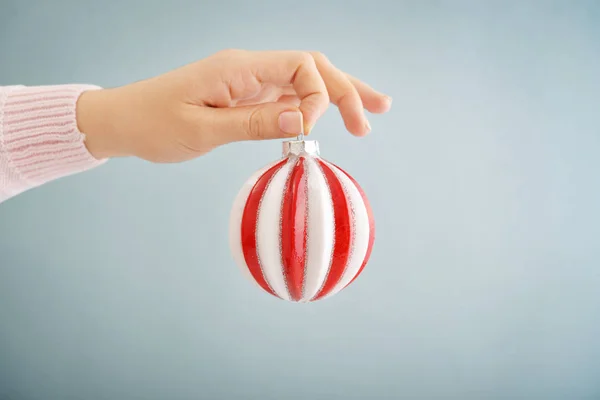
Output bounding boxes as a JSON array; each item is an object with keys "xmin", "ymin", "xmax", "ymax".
[{"xmin": 200, "ymin": 103, "xmax": 304, "ymax": 145}]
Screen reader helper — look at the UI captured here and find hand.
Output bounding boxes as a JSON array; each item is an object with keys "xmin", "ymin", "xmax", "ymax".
[{"xmin": 76, "ymin": 49, "xmax": 392, "ymax": 163}]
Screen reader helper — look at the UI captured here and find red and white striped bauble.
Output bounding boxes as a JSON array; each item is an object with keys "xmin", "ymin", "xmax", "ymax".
[{"xmin": 229, "ymin": 140, "xmax": 374, "ymax": 302}]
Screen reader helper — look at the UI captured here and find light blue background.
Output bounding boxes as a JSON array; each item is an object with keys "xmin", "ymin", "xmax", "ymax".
[{"xmin": 1, "ymin": 1, "xmax": 599, "ymax": 399}]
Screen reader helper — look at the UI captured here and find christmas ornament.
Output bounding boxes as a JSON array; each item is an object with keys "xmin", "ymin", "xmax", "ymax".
[{"xmin": 229, "ymin": 138, "xmax": 374, "ymax": 302}]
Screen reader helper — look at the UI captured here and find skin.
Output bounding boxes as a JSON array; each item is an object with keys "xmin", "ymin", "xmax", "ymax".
[{"xmin": 76, "ymin": 49, "xmax": 392, "ymax": 163}]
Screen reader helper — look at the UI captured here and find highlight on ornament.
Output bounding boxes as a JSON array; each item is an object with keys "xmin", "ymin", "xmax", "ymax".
[{"xmin": 229, "ymin": 139, "xmax": 374, "ymax": 302}]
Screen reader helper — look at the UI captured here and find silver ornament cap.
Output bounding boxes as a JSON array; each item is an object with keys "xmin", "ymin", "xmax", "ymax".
[{"xmin": 282, "ymin": 140, "xmax": 320, "ymax": 157}]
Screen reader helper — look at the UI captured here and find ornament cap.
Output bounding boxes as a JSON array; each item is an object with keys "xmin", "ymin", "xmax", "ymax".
[{"xmin": 282, "ymin": 140, "xmax": 320, "ymax": 157}]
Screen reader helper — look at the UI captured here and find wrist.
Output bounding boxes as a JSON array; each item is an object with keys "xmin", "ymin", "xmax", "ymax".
[{"xmin": 76, "ymin": 88, "xmax": 131, "ymax": 159}]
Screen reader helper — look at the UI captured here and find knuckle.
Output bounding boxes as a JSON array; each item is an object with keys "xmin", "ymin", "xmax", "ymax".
[
  {"xmin": 245, "ymin": 107, "xmax": 266, "ymax": 140},
  {"xmin": 296, "ymin": 51, "xmax": 314, "ymax": 65},
  {"xmin": 301, "ymin": 97, "xmax": 329, "ymax": 117},
  {"xmin": 337, "ymin": 89, "xmax": 359, "ymax": 106},
  {"xmin": 309, "ymin": 51, "xmax": 328, "ymax": 63}
]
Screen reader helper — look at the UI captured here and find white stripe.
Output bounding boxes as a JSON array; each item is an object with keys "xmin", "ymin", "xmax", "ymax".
[
  {"xmin": 321, "ymin": 161, "xmax": 370, "ymax": 298},
  {"xmin": 256, "ymin": 159, "xmax": 294, "ymax": 300},
  {"xmin": 301, "ymin": 157, "xmax": 335, "ymax": 302},
  {"xmin": 228, "ymin": 160, "xmax": 280, "ymax": 289}
]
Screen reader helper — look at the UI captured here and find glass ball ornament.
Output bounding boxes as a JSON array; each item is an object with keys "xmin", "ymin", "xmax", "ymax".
[{"xmin": 229, "ymin": 139, "xmax": 374, "ymax": 302}]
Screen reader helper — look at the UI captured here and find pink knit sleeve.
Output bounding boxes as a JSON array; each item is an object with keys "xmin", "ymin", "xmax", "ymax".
[{"xmin": 0, "ymin": 84, "xmax": 108, "ymax": 203}]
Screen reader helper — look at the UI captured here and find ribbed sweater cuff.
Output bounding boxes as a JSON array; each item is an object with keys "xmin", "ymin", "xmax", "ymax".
[{"xmin": 0, "ymin": 84, "xmax": 107, "ymax": 202}]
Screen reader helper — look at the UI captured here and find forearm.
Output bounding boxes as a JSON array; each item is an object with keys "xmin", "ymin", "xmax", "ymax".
[{"xmin": 0, "ymin": 84, "xmax": 107, "ymax": 203}]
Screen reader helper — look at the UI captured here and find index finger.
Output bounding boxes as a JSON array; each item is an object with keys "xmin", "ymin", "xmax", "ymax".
[{"xmin": 250, "ymin": 51, "xmax": 329, "ymax": 134}]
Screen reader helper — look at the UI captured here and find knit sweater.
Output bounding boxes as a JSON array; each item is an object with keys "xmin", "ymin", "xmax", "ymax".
[{"xmin": 0, "ymin": 85, "xmax": 107, "ymax": 203}]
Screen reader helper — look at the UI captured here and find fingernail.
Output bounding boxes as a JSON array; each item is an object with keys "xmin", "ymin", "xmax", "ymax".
[
  {"xmin": 365, "ymin": 120, "xmax": 372, "ymax": 134},
  {"xmin": 384, "ymin": 95, "xmax": 393, "ymax": 104},
  {"xmin": 279, "ymin": 111, "xmax": 303, "ymax": 135}
]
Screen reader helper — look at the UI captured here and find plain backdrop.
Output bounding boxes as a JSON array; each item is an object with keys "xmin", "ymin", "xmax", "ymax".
[{"xmin": 1, "ymin": 1, "xmax": 599, "ymax": 399}]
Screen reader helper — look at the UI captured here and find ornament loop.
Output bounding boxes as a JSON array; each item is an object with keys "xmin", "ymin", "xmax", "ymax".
[{"xmin": 298, "ymin": 117, "xmax": 305, "ymax": 141}]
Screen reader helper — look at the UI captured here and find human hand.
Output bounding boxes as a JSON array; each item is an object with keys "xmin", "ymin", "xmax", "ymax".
[{"xmin": 77, "ymin": 49, "xmax": 392, "ymax": 163}]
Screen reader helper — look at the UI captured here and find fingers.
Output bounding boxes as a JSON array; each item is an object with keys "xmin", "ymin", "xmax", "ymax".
[
  {"xmin": 251, "ymin": 51, "xmax": 329, "ymax": 134},
  {"xmin": 346, "ymin": 73, "xmax": 392, "ymax": 114},
  {"xmin": 310, "ymin": 51, "xmax": 369, "ymax": 136},
  {"xmin": 199, "ymin": 102, "xmax": 303, "ymax": 145},
  {"xmin": 212, "ymin": 49, "xmax": 390, "ymax": 138}
]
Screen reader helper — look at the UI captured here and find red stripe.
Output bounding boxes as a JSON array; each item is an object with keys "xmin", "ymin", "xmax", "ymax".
[
  {"xmin": 333, "ymin": 163, "xmax": 375, "ymax": 288},
  {"xmin": 312, "ymin": 159, "xmax": 353, "ymax": 301},
  {"xmin": 280, "ymin": 157, "xmax": 308, "ymax": 301},
  {"xmin": 241, "ymin": 160, "xmax": 288, "ymax": 298}
]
